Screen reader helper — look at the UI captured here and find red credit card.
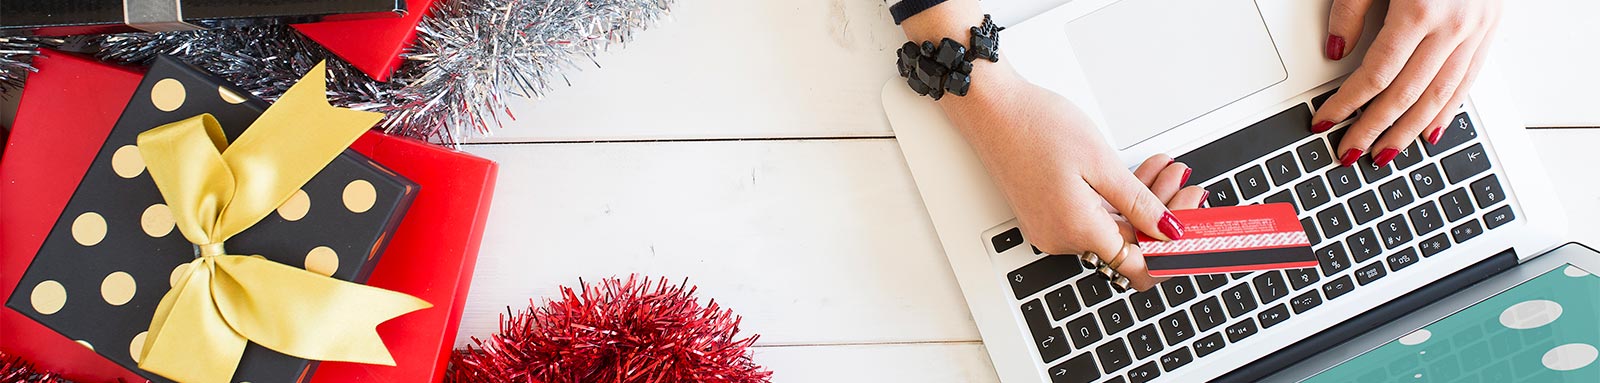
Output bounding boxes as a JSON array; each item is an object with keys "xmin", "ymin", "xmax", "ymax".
[{"xmin": 1137, "ymin": 203, "xmax": 1316, "ymax": 277}]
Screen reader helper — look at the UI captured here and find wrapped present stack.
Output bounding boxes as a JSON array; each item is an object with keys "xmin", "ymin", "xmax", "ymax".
[{"xmin": 0, "ymin": 50, "xmax": 497, "ymax": 383}]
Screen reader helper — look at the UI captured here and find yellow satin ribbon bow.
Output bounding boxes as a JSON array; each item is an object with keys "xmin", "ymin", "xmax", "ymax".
[{"xmin": 134, "ymin": 62, "xmax": 431, "ymax": 383}]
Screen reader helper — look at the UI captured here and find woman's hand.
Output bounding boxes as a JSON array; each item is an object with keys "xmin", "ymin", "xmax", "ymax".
[{"xmin": 1315, "ymin": 0, "xmax": 1502, "ymax": 167}]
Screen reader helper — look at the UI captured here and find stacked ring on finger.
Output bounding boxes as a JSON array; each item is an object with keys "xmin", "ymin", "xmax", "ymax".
[
  {"xmin": 1077, "ymin": 251, "xmax": 1099, "ymax": 268},
  {"xmin": 1093, "ymin": 244, "xmax": 1136, "ymax": 290}
]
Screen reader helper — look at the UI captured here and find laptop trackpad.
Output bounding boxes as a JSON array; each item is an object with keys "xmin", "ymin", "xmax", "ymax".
[{"xmin": 1066, "ymin": 0, "xmax": 1286, "ymax": 149}]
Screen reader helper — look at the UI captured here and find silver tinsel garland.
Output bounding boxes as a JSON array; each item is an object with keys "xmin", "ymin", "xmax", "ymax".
[{"xmin": 1, "ymin": 0, "xmax": 673, "ymax": 144}]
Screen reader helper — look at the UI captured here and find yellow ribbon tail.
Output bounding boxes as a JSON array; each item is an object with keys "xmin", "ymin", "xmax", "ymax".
[{"xmin": 139, "ymin": 259, "xmax": 251, "ymax": 383}]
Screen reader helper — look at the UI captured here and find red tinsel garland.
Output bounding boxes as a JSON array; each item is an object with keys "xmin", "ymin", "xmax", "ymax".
[
  {"xmin": 1, "ymin": 351, "xmax": 75, "ymax": 383},
  {"xmin": 447, "ymin": 276, "xmax": 772, "ymax": 383}
]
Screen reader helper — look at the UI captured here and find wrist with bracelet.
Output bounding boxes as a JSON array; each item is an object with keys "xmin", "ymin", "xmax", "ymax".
[{"xmin": 894, "ymin": 14, "xmax": 1004, "ymax": 101}]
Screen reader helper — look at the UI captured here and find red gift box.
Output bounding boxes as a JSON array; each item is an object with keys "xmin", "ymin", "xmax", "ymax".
[
  {"xmin": 0, "ymin": 50, "xmax": 496, "ymax": 382},
  {"xmin": 294, "ymin": 0, "xmax": 438, "ymax": 82}
]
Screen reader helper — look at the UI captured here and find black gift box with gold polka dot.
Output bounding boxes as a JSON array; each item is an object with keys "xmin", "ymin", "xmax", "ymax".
[{"xmin": 4, "ymin": 56, "xmax": 417, "ymax": 383}]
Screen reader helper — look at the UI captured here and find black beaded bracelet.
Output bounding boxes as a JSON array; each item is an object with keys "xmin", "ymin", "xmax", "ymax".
[{"xmin": 895, "ymin": 14, "xmax": 1003, "ymax": 101}]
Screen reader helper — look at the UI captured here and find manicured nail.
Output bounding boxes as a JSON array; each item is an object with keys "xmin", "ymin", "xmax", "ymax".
[
  {"xmin": 1158, "ymin": 211, "xmax": 1186, "ymax": 240},
  {"xmin": 1339, "ymin": 148, "xmax": 1364, "ymax": 167},
  {"xmin": 1373, "ymin": 148, "xmax": 1400, "ymax": 167},
  {"xmin": 1326, "ymin": 35, "xmax": 1346, "ymax": 60},
  {"xmin": 1427, "ymin": 126, "xmax": 1444, "ymax": 145},
  {"xmin": 1180, "ymin": 167, "xmax": 1193, "ymax": 185},
  {"xmin": 1312, "ymin": 120, "xmax": 1334, "ymax": 133},
  {"xmin": 1167, "ymin": 159, "xmax": 1177, "ymax": 166},
  {"xmin": 1199, "ymin": 192, "xmax": 1210, "ymax": 208}
]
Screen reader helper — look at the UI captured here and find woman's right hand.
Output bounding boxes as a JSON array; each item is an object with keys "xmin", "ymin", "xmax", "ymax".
[{"xmin": 937, "ymin": 71, "xmax": 1206, "ymax": 291}]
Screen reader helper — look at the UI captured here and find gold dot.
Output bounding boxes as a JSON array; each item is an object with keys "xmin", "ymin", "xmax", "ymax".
[
  {"xmin": 111, "ymin": 145, "xmax": 145, "ymax": 178},
  {"xmin": 169, "ymin": 263, "xmax": 191, "ymax": 287},
  {"xmin": 31, "ymin": 280, "xmax": 66, "ymax": 315},
  {"xmin": 141, "ymin": 204, "xmax": 175, "ymax": 238},
  {"xmin": 304, "ymin": 247, "xmax": 339, "ymax": 277},
  {"xmin": 130, "ymin": 331, "xmax": 148, "ymax": 363},
  {"xmin": 342, "ymin": 180, "xmax": 376, "ymax": 213},
  {"xmin": 72, "ymin": 212, "xmax": 107, "ymax": 246},
  {"xmin": 218, "ymin": 86, "xmax": 248, "ymax": 104},
  {"xmin": 77, "ymin": 340, "xmax": 93, "ymax": 350},
  {"xmin": 101, "ymin": 271, "xmax": 136, "ymax": 306},
  {"xmin": 277, "ymin": 189, "xmax": 311, "ymax": 221},
  {"xmin": 150, "ymin": 78, "xmax": 186, "ymax": 112}
]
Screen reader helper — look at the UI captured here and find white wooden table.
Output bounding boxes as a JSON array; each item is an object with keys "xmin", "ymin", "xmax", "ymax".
[{"xmin": 453, "ymin": 1, "xmax": 1600, "ymax": 381}]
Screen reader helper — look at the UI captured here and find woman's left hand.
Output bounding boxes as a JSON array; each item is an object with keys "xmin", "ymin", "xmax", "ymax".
[{"xmin": 1313, "ymin": 0, "xmax": 1502, "ymax": 167}]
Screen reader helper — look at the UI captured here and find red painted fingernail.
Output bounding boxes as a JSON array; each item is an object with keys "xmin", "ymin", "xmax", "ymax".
[
  {"xmin": 1427, "ymin": 126, "xmax": 1444, "ymax": 145},
  {"xmin": 1326, "ymin": 35, "xmax": 1346, "ymax": 60},
  {"xmin": 1199, "ymin": 192, "xmax": 1210, "ymax": 208},
  {"xmin": 1167, "ymin": 159, "xmax": 1176, "ymax": 166},
  {"xmin": 1180, "ymin": 167, "xmax": 1193, "ymax": 185},
  {"xmin": 1339, "ymin": 148, "xmax": 1364, "ymax": 167},
  {"xmin": 1373, "ymin": 148, "xmax": 1400, "ymax": 167},
  {"xmin": 1158, "ymin": 211, "xmax": 1186, "ymax": 240},
  {"xmin": 1312, "ymin": 120, "xmax": 1334, "ymax": 133}
]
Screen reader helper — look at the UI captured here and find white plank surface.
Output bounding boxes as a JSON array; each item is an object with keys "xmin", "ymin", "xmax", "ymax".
[{"xmin": 753, "ymin": 342, "xmax": 1000, "ymax": 383}]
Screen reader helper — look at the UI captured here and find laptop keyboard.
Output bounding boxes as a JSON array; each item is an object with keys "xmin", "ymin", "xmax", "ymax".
[{"xmin": 995, "ymin": 89, "xmax": 1517, "ymax": 383}]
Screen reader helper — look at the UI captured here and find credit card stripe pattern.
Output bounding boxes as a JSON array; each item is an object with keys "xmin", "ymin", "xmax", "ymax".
[
  {"xmin": 1144, "ymin": 247, "xmax": 1318, "ymax": 273},
  {"xmin": 1140, "ymin": 232, "xmax": 1310, "ymax": 255}
]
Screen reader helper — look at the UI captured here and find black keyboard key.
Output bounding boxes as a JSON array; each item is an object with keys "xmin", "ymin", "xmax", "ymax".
[
  {"xmin": 1265, "ymin": 152, "xmax": 1301, "ymax": 186},
  {"xmin": 1160, "ymin": 276, "xmax": 1198, "ymax": 306},
  {"xmin": 1065, "ymin": 314, "xmax": 1103, "ymax": 350},
  {"xmin": 1097, "ymin": 339, "xmax": 1134, "ymax": 373},
  {"xmin": 1314, "ymin": 204, "xmax": 1353, "ymax": 237},
  {"xmin": 1424, "ymin": 112, "xmax": 1477, "ymax": 156},
  {"xmin": 1265, "ymin": 190, "xmax": 1295, "ymax": 211},
  {"xmin": 1193, "ymin": 274, "xmax": 1228, "ymax": 293},
  {"xmin": 1326, "ymin": 165, "xmax": 1361, "ymax": 197},
  {"xmin": 1312, "ymin": 88, "xmax": 1338, "ymax": 110},
  {"xmin": 993, "ymin": 227, "xmax": 1024, "ymax": 253},
  {"xmin": 1418, "ymin": 233, "xmax": 1451, "ymax": 257},
  {"xmin": 1408, "ymin": 163, "xmax": 1446, "ymax": 198},
  {"xmin": 1286, "ymin": 268, "xmax": 1320, "ymax": 290},
  {"xmin": 1191, "ymin": 297, "xmax": 1227, "ymax": 332},
  {"xmin": 1355, "ymin": 262, "xmax": 1387, "ymax": 285},
  {"xmin": 1387, "ymin": 247, "xmax": 1420, "ymax": 272},
  {"xmin": 1221, "ymin": 284, "xmax": 1258, "ymax": 318},
  {"xmin": 1322, "ymin": 275, "xmax": 1355, "ymax": 300},
  {"xmin": 1316, "ymin": 244, "xmax": 1352, "ymax": 276},
  {"xmin": 1224, "ymin": 319, "xmax": 1259, "ymax": 343},
  {"xmin": 1193, "ymin": 333, "xmax": 1227, "ymax": 358},
  {"xmin": 1047, "ymin": 353, "xmax": 1100, "ymax": 383},
  {"xmin": 1253, "ymin": 271, "xmax": 1290, "ymax": 304},
  {"xmin": 1290, "ymin": 290, "xmax": 1323, "ymax": 314},
  {"xmin": 1485, "ymin": 205, "xmax": 1516, "ymax": 230},
  {"xmin": 1471, "ymin": 174, "xmax": 1505, "ymax": 208},
  {"xmin": 1023, "ymin": 300, "xmax": 1073, "ymax": 362},
  {"xmin": 1348, "ymin": 228, "xmax": 1383, "ymax": 262},
  {"xmin": 1258, "ymin": 304, "xmax": 1291, "ymax": 329},
  {"xmin": 1128, "ymin": 362, "xmax": 1161, "ymax": 383},
  {"xmin": 1230, "ymin": 272, "xmax": 1251, "ymax": 279},
  {"xmin": 1235, "ymin": 165, "xmax": 1272, "ymax": 200},
  {"xmin": 1392, "ymin": 142, "xmax": 1425, "ymax": 171},
  {"xmin": 1160, "ymin": 347, "xmax": 1194, "ymax": 372},
  {"xmin": 1099, "ymin": 300, "xmax": 1137, "ymax": 335},
  {"xmin": 1298, "ymin": 138, "xmax": 1335, "ymax": 172},
  {"xmin": 1045, "ymin": 285, "xmax": 1083, "ymax": 321},
  {"xmin": 1377, "ymin": 215, "xmax": 1413, "ymax": 250},
  {"xmin": 1206, "ymin": 179, "xmax": 1239, "ymax": 207},
  {"xmin": 1440, "ymin": 188, "xmax": 1475, "ymax": 222},
  {"xmin": 1127, "ymin": 324, "xmax": 1163, "ymax": 360},
  {"xmin": 1408, "ymin": 202, "xmax": 1445, "ymax": 236},
  {"xmin": 1129, "ymin": 289, "xmax": 1166, "ymax": 322},
  {"xmin": 1349, "ymin": 190, "xmax": 1384, "ymax": 225},
  {"xmin": 1159, "ymin": 311, "xmax": 1196, "ymax": 346},
  {"xmin": 1441, "ymin": 143, "xmax": 1491, "ymax": 184},
  {"xmin": 1034, "ymin": 245, "xmax": 1044, "ymax": 254},
  {"xmin": 1452, "ymin": 219, "xmax": 1484, "ymax": 243},
  {"xmin": 1105, "ymin": 376, "xmax": 1127, "ymax": 383},
  {"xmin": 1300, "ymin": 217, "xmax": 1321, "ymax": 246},
  {"xmin": 1356, "ymin": 155, "xmax": 1393, "ymax": 184},
  {"xmin": 1008, "ymin": 255, "xmax": 1082, "ymax": 299},
  {"xmin": 1294, "ymin": 176, "xmax": 1332, "ymax": 209},
  {"xmin": 1378, "ymin": 178, "xmax": 1414, "ymax": 212},
  {"xmin": 1076, "ymin": 276, "xmax": 1116, "ymax": 307},
  {"xmin": 1177, "ymin": 104, "xmax": 1313, "ymax": 184}
]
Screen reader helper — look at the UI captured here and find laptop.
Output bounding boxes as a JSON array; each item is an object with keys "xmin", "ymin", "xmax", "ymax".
[{"xmin": 881, "ymin": 0, "xmax": 1586, "ymax": 381}]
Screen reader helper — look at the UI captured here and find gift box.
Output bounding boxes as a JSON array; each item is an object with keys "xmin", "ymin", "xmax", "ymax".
[
  {"xmin": 1, "ymin": 50, "xmax": 497, "ymax": 383},
  {"xmin": 1, "ymin": 0, "xmax": 406, "ymax": 37},
  {"xmin": 3, "ymin": 53, "xmax": 418, "ymax": 382},
  {"xmin": 294, "ymin": 0, "xmax": 437, "ymax": 82}
]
